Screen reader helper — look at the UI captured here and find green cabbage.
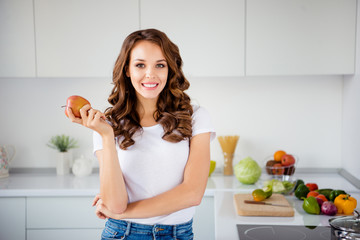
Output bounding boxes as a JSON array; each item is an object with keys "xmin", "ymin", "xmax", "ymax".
[{"xmin": 234, "ymin": 156, "xmax": 261, "ymax": 184}]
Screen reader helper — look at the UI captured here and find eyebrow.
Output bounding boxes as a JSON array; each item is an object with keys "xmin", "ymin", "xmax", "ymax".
[{"xmin": 133, "ymin": 59, "xmax": 167, "ymax": 62}]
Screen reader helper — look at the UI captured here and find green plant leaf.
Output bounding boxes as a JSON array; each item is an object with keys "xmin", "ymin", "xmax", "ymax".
[{"xmin": 47, "ymin": 134, "xmax": 78, "ymax": 152}]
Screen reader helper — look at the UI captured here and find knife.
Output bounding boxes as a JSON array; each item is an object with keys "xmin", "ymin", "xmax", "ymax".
[{"xmin": 244, "ymin": 200, "xmax": 289, "ymax": 207}]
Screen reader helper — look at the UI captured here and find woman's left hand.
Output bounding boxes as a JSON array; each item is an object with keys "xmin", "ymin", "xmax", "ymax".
[{"xmin": 93, "ymin": 194, "xmax": 122, "ymax": 220}]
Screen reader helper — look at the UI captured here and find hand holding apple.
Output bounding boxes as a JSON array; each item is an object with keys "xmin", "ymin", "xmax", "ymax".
[
  {"xmin": 63, "ymin": 95, "xmax": 91, "ymax": 118},
  {"xmin": 64, "ymin": 95, "xmax": 113, "ymax": 137}
]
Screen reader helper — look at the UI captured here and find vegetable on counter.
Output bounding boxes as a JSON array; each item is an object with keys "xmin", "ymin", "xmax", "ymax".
[
  {"xmin": 303, "ymin": 196, "xmax": 320, "ymax": 215},
  {"xmin": 321, "ymin": 201, "xmax": 337, "ymax": 216},
  {"xmin": 234, "ymin": 156, "xmax": 262, "ymax": 184},
  {"xmin": 305, "ymin": 183, "xmax": 318, "ymax": 191},
  {"xmin": 329, "ymin": 190, "xmax": 347, "ymax": 202},
  {"xmin": 295, "ymin": 184, "xmax": 310, "ymax": 200},
  {"xmin": 252, "ymin": 186, "xmax": 272, "ymax": 202},
  {"xmin": 315, "ymin": 188, "xmax": 333, "ymax": 200},
  {"xmin": 263, "ymin": 179, "xmax": 295, "ymax": 194},
  {"xmin": 334, "ymin": 194, "xmax": 357, "ymax": 215},
  {"xmin": 294, "ymin": 179, "xmax": 304, "ymax": 191}
]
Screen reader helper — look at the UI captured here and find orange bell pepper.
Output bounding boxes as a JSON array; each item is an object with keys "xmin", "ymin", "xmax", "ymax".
[{"xmin": 334, "ymin": 194, "xmax": 357, "ymax": 215}]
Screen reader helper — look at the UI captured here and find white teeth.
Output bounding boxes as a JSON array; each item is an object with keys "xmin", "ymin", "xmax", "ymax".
[{"xmin": 143, "ymin": 83, "xmax": 157, "ymax": 88}]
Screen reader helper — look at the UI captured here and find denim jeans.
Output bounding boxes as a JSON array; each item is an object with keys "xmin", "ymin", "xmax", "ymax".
[{"xmin": 101, "ymin": 218, "xmax": 194, "ymax": 240}]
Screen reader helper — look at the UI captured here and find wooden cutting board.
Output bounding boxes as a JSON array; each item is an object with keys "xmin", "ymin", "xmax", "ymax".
[{"xmin": 233, "ymin": 193, "xmax": 294, "ymax": 217}]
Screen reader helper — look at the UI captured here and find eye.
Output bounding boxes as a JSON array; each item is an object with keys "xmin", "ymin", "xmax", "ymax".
[
  {"xmin": 156, "ymin": 63, "xmax": 166, "ymax": 68},
  {"xmin": 135, "ymin": 63, "xmax": 145, "ymax": 68}
]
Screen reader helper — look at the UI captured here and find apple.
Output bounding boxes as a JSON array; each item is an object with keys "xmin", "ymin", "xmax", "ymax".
[
  {"xmin": 63, "ymin": 95, "xmax": 90, "ymax": 118},
  {"xmin": 272, "ymin": 163, "xmax": 285, "ymax": 175},
  {"xmin": 281, "ymin": 154, "xmax": 295, "ymax": 166}
]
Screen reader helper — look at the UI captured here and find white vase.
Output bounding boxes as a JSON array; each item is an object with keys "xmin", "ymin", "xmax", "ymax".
[{"xmin": 57, "ymin": 152, "xmax": 70, "ymax": 175}]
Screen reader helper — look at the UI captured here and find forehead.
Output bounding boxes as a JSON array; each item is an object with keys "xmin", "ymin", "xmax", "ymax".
[{"xmin": 130, "ymin": 40, "xmax": 165, "ymax": 60}]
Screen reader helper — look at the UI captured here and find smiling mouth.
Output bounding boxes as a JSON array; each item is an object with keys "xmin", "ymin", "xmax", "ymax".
[{"xmin": 142, "ymin": 83, "xmax": 159, "ymax": 88}]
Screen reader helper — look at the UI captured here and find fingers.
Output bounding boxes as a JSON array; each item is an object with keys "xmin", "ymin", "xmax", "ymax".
[
  {"xmin": 67, "ymin": 107, "xmax": 82, "ymax": 124},
  {"xmin": 94, "ymin": 199, "xmax": 108, "ymax": 220},
  {"xmin": 79, "ymin": 104, "xmax": 92, "ymax": 123},
  {"xmin": 92, "ymin": 194, "xmax": 101, "ymax": 206}
]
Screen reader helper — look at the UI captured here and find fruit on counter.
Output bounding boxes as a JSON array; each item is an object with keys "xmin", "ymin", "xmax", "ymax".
[
  {"xmin": 63, "ymin": 95, "xmax": 91, "ymax": 118},
  {"xmin": 307, "ymin": 191, "xmax": 319, "ymax": 198},
  {"xmin": 281, "ymin": 154, "xmax": 295, "ymax": 166},
  {"xmin": 265, "ymin": 150, "xmax": 297, "ymax": 176},
  {"xmin": 315, "ymin": 188, "xmax": 333, "ymax": 200},
  {"xmin": 274, "ymin": 150, "xmax": 286, "ymax": 162},
  {"xmin": 295, "ymin": 184, "xmax": 310, "ymax": 200},
  {"xmin": 303, "ymin": 196, "xmax": 321, "ymax": 215},
  {"xmin": 265, "ymin": 160, "xmax": 277, "ymax": 174},
  {"xmin": 334, "ymin": 194, "xmax": 357, "ymax": 215},
  {"xmin": 234, "ymin": 156, "xmax": 262, "ymax": 184},
  {"xmin": 321, "ymin": 201, "xmax": 337, "ymax": 216},
  {"xmin": 209, "ymin": 160, "xmax": 216, "ymax": 177},
  {"xmin": 252, "ymin": 186, "xmax": 272, "ymax": 202},
  {"xmin": 316, "ymin": 194, "xmax": 328, "ymax": 203},
  {"xmin": 329, "ymin": 189, "xmax": 347, "ymax": 202},
  {"xmin": 305, "ymin": 183, "xmax": 318, "ymax": 191},
  {"xmin": 271, "ymin": 163, "xmax": 284, "ymax": 175}
]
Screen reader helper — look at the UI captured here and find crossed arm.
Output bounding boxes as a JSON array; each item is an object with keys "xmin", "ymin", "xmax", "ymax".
[{"xmin": 93, "ymin": 132, "xmax": 211, "ymax": 220}]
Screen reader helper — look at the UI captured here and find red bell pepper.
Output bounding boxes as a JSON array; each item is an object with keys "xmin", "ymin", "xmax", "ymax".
[{"xmin": 306, "ymin": 183, "xmax": 318, "ymax": 191}]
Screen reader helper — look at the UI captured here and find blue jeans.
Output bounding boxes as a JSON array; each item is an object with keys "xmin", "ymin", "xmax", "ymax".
[{"xmin": 101, "ymin": 218, "xmax": 194, "ymax": 240}]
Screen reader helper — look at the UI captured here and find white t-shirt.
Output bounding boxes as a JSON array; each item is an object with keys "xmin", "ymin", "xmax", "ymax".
[{"xmin": 93, "ymin": 105, "xmax": 216, "ymax": 225}]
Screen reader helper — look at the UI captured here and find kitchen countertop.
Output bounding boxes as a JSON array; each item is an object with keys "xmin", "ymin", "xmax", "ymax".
[{"xmin": 1, "ymin": 171, "xmax": 359, "ymax": 239}]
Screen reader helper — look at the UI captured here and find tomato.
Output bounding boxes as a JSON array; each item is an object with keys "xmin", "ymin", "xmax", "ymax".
[
  {"xmin": 307, "ymin": 191, "xmax": 319, "ymax": 198},
  {"xmin": 316, "ymin": 194, "xmax": 328, "ymax": 202},
  {"xmin": 306, "ymin": 183, "xmax": 318, "ymax": 191}
]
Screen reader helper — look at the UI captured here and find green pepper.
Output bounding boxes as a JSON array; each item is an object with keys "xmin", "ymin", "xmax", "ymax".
[
  {"xmin": 302, "ymin": 196, "xmax": 320, "ymax": 215},
  {"xmin": 294, "ymin": 179, "xmax": 305, "ymax": 191},
  {"xmin": 329, "ymin": 190, "xmax": 347, "ymax": 202},
  {"xmin": 295, "ymin": 184, "xmax": 310, "ymax": 200},
  {"xmin": 315, "ymin": 188, "xmax": 333, "ymax": 200}
]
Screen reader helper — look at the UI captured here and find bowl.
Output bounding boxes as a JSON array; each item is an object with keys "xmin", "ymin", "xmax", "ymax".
[
  {"xmin": 260, "ymin": 176, "xmax": 298, "ymax": 195},
  {"xmin": 263, "ymin": 154, "xmax": 299, "ymax": 180}
]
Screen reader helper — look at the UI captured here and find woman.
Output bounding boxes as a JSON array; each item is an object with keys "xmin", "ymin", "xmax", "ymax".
[{"xmin": 68, "ymin": 28, "xmax": 215, "ymax": 239}]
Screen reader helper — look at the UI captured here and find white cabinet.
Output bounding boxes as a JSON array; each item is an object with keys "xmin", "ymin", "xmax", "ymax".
[
  {"xmin": 27, "ymin": 197, "xmax": 104, "ymax": 228},
  {"xmin": 246, "ymin": 0, "xmax": 356, "ymax": 75},
  {"xmin": 27, "ymin": 229, "xmax": 103, "ymax": 240},
  {"xmin": 0, "ymin": 0, "xmax": 36, "ymax": 77},
  {"xmin": 0, "ymin": 197, "xmax": 26, "ymax": 240},
  {"xmin": 141, "ymin": 0, "xmax": 245, "ymax": 77},
  {"xmin": 34, "ymin": 0, "xmax": 139, "ymax": 77},
  {"xmin": 193, "ymin": 196, "xmax": 215, "ymax": 240}
]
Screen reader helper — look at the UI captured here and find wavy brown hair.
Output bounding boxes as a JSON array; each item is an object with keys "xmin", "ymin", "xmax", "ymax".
[{"xmin": 105, "ymin": 29, "xmax": 193, "ymax": 150}]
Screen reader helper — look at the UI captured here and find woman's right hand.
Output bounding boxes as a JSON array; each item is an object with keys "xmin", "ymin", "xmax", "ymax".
[{"xmin": 67, "ymin": 104, "xmax": 113, "ymax": 137}]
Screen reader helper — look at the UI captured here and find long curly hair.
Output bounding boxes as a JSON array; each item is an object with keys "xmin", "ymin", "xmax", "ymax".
[{"xmin": 105, "ymin": 29, "xmax": 193, "ymax": 150}]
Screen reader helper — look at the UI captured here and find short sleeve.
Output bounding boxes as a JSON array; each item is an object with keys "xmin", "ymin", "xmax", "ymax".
[
  {"xmin": 191, "ymin": 105, "xmax": 216, "ymax": 141},
  {"xmin": 93, "ymin": 131, "xmax": 103, "ymax": 156}
]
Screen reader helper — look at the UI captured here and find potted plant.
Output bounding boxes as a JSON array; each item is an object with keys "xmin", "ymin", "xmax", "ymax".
[{"xmin": 47, "ymin": 135, "xmax": 78, "ymax": 175}]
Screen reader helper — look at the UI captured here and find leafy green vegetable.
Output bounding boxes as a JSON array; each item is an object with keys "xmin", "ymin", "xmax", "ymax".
[
  {"xmin": 234, "ymin": 156, "xmax": 262, "ymax": 184},
  {"xmin": 263, "ymin": 179, "xmax": 296, "ymax": 194}
]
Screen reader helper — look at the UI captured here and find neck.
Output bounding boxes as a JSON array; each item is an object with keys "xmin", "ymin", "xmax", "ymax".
[{"xmin": 136, "ymin": 96, "xmax": 158, "ymax": 120}]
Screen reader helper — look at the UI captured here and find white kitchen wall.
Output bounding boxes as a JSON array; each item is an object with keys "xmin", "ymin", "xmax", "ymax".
[
  {"xmin": 0, "ymin": 75, "xmax": 342, "ymax": 170},
  {"xmin": 342, "ymin": 1, "xmax": 360, "ymax": 180}
]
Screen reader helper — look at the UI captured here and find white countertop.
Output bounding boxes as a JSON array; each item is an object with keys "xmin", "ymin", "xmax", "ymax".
[{"xmin": 1, "ymin": 171, "xmax": 359, "ymax": 240}]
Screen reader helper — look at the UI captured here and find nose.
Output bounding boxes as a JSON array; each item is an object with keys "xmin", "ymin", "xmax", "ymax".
[{"xmin": 145, "ymin": 67, "xmax": 155, "ymax": 79}]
